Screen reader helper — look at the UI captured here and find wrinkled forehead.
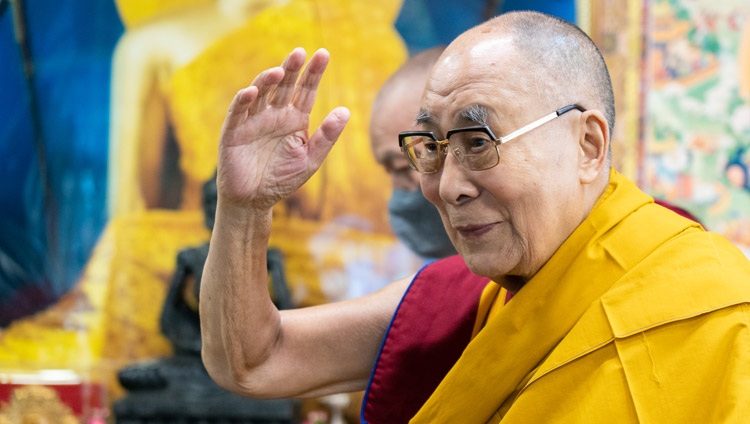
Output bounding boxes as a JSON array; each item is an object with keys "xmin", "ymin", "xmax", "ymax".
[
  {"xmin": 428, "ymin": 36, "xmax": 517, "ymax": 89},
  {"xmin": 419, "ymin": 36, "xmax": 536, "ymax": 128}
]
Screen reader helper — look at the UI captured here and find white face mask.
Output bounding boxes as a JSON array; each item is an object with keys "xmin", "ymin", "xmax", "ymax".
[{"xmin": 387, "ymin": 188, "xmax": 457, "ymax": 260}]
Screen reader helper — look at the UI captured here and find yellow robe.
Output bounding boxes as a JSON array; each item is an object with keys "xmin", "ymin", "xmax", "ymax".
[{"xmin": 413, "ymin": 169, "xmax": 750, "ymax": 423}]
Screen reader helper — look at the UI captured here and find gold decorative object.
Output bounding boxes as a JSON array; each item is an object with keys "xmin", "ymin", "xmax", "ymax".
[
  {"xmin": 0, "ymin": 0, "xmax": 414, "ymax": 403},
  {"xmin": 0, "ymin": 386, "xmax": 78, "ymax": 424}
]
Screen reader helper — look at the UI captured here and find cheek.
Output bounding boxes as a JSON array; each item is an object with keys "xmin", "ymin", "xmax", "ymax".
[
  {"xmin": 496, "ymin": 172, "xmax": 552, "ymax": 237},
  {"xmin": 518, "ymin": 141, "xmax": 577, "ymax": 199}
]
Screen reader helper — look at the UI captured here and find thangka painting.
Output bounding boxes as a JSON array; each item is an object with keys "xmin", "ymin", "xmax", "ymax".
[
  {"xmin": 579, "ymin": 0, "xmax": 646, "ymax": 181},
  {"xmin": 642, "ymin": 0, "xmax": 750, "ymax": 256}
]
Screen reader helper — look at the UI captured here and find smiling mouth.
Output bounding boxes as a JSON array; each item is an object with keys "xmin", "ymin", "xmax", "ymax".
[{"xmin": 454, "ymin": 222, "xmax": 497, "ymax": 238}]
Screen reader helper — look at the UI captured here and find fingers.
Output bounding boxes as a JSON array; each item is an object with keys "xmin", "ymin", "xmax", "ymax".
[
  {"xmin": 247, "ymin": 67, "xmax": 284, "ymax": 115},
  {"xmin": 269, "ymin": 48, "xmax": 306, "ymax": 107},
  {"xmin": 224, "ymin": 86, "xmax": 258, "ymax": 130},
  {"xmin": 292, "ymin": 48, "xmax": 330, "ymax": 114},
  {"xmin": 307, "ymin": 106, "xmax": 350, "ymax": 164},
  {"xmin": 237, "ymin": 48, "xmax": 330, "ymax": 118}
]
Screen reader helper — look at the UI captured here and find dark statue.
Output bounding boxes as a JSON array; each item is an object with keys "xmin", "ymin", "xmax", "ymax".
[{"xmin": 113, "ymin": 174, "xmax": 297, "ymax": 423}]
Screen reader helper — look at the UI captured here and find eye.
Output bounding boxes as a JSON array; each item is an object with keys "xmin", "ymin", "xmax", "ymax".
[
  {"xmin": 423, "ymin": 140, "xmax": 440, "ymax": 154},
  {"xmin": 469, "ymin": 136, "xmax": 489, "ymax": 149},
  {"xmin": 459, "ymin": 132, "xmax": 494, "ymax": 154}
]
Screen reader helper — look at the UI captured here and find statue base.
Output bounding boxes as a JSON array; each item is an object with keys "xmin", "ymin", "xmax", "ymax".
[{"xmin": 113, "ymin": 354, "xmax": 297, "ymax": 423}]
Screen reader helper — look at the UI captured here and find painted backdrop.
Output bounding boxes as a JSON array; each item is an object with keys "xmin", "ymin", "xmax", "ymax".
[
  {"xmin": 0, "ymin": 0, "xmax": 574, "ymax": 413},
  {"xmin": 643, "ymin": 0, "xmax": 750, "ymax": 255}
]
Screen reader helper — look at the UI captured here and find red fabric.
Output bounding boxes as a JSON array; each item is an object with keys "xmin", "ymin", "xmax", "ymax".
[
  {"xmin": 654, "ymin": 199, "xmax": 704, "ymax": 227},
  {"xmin": 0, "ymin": 382, "xmax": 106, "ymax": 416},
  {"xmin": 362, "ymin": 255, "xmax": 489, "ymax": 424}
]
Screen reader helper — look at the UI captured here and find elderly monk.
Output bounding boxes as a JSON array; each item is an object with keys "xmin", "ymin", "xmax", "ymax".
[
  {"xmin": 369, "ymin": 45, "xmax": 457, "ymax": 261},
  {"xmin": 200, "ymin": 11, "xmax": 750, "ymax": 423}
]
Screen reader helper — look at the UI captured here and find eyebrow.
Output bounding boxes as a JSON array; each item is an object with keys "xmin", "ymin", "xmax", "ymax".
[
  {"xmin": 414, "ymin": 104, "xmax": 490, "ymax": 128},
  {"xmin": 415, "ymin": 109, "xmax": 434, "ymax": 126},
  {"xmin": 459, "ymin": 104, "xmax": 489, "ymax": 126}
]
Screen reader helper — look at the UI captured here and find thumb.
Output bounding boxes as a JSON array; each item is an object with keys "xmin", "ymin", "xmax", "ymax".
[{"xmin": 307, "ymin": 106, "xmax": 351, "ymax": 164}]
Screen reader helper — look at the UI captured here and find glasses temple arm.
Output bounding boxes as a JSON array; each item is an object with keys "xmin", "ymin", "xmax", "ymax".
[{"xmin": 497, "ymin": 111, "xmax": 559, "ymax": 144}]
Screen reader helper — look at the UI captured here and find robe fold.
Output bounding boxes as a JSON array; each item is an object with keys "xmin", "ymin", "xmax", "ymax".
[
  {"xmin": 362, "ymin": 255, "xmax": 492, "ymax": 423},
  {"xmin": 410, "ymin": 169, "xmax": 750, "ymax": 423}
]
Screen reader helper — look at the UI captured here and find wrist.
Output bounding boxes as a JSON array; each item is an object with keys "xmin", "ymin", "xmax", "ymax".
[{"xmin": 213, "ymin": 200, "xmax": 273, "ymax": 241}]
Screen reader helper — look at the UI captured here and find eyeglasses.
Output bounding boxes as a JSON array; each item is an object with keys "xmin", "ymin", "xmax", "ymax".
[{"xmin": 398, "ymin": 104, "xmax": 586, "ymax": 174}]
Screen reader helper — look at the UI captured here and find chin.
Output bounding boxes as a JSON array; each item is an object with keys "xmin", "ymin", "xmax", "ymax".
[
  {"xmin": 461, "ymin": 253, "xmax": 506, "ymax": 279},
  {"xmin": 458, "ymin": 243, "xmax": 526, "ymax": 280}
]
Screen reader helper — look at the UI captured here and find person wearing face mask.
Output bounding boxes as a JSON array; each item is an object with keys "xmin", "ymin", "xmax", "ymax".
[
  {"xmin": 200, "ymin": 11, "xmax": 750, "ymax": 424},
  {"xmin": 369, "ymin": 46, "xmax": 457, "ymax": 261}
]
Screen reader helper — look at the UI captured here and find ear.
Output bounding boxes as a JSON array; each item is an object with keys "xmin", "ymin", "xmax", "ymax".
[{"xmin": 577, "ymin": 110, "xmax": 610, "ymax": 184}]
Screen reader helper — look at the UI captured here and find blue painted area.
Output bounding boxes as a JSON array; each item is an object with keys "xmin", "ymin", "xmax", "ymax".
[
  {"xmin": 395, "ymin": 0, "xmax": 576, "ymax": 54},
  {"xmin": 0, "ymin": 0, "xmax": 575, "ymax": 324},
  {"xmin": 0, "ymin": 0, "xmax": 123, "ymax": 323}
]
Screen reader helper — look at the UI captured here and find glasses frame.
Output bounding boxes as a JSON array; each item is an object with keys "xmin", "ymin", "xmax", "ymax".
[{"xmin": 399, "ymin": 104, "xmax": 586, "ymax": 173}]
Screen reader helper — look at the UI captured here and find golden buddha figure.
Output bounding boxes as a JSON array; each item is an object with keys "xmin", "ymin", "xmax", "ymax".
[{"xmin": 0, "ymin": 0, "xmax": 411, "ymax": 403}]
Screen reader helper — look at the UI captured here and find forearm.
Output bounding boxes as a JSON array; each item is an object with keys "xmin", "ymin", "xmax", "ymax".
[
  {"xmin": 199, "ymin": 201, "xmax": 279, "ymax": 392},
  {"xmin": 200, "ymin": 48, "xmax": 373, "ymax": 398},
  {"xmin": 201, "ymin": 203, "xmax": 409, "ymax": 398}
]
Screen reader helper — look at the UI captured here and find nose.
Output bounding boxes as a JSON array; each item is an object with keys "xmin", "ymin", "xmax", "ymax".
[{"xmin": 438, "ymin": 148, "xmax": 478, "ymax": 205}]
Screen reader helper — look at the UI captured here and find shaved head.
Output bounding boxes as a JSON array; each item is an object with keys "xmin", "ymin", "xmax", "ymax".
[
  {"xmin": 440, "ymin": 11, "xmax": 615, "ymax": 137},
  {"xmin": 417, "ymin": 11, "xmax": 615, "ymax": 280}
]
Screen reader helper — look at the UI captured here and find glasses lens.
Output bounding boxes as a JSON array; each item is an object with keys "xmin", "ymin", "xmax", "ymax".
[
  {"xmin": 402, "ymin": 135, "xmax": 442, "ymax": 173},
  {"xmin": 448, "ymin": 130, "xmax": 499, "ymax": 171}
]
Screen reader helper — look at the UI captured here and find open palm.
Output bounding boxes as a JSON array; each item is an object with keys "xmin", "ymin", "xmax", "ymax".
[{"xmin": 217, "ymin": 48, "xmax": 350, "ymax": 211}]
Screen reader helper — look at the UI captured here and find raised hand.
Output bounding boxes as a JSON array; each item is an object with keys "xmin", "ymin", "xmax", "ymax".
[{"xmin": 217, "ymin": 48, "xmax": 350, "ymax": 211}]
